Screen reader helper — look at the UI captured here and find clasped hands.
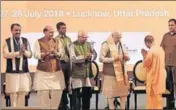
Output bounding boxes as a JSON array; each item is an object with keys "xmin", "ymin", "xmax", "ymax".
[
  {"xmin": 84, "ymin": 53, "xmax": 92, "ymax": 62},
  {"xmin": 19, "ymin": 44, "xmax": 25, "ymax": 56},
  {"xmin": 41, "ymin": 48, "xmax": 58, "ymax": 59},
  {"xmin": 114, "ymin": 55, "xmax": 130, "ymax": 62},
  {"xmin": 141, "ymin": 49, "xmax": 147, "ymax": 58}
]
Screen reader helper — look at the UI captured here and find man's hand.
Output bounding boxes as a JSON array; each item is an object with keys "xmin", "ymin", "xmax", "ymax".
[
  {"xmin": 90, "ymin": 78, "xmax": 95, "ymax": 87},
  {"xmin": 19, "ymin": 44, "xmax": 25, "ymax": 55},
  {"xmin": 124, "ymin": 55, "xmax": 130, "ymax": 61},
  {"xmin": 114, "ymin": 56, "xmax": 120, "ymax": 62},
  {"xmin": 141, "ymin": 49, "xmax": 147, "ymax": 58},
  {"xmin": 84, "ymin": 53, "xmax": 91, "ymax": 58},
  {"xmin": 114, "ymin": 55, "xmax": 130, "ymax": 62},
  {"xmin": 49, "ymin": 50, "xmax": 57, "ymax": 57},
  {"xmin": 84, "ymin": 53, "xmax": 92, "ymax": 60},
  {"xmin": 41, "ymin": 52, "xmax": 50, "ymax": 58}
]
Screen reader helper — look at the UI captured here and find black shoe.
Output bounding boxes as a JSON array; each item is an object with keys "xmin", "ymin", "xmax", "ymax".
[
  {"xmin": 58, "ymin": 105, "xmax": 70, "ymax": 110},
  {"xmin": 163, "ymin": 106, "xmax": 175, "ymax": 110},
  {"xmin": 65, "ymin": 105, "xmax": 70, "ymax": 110},
  {"xmin": 63, "ymin": 105, "xmax": 70, "ymax": 110}
]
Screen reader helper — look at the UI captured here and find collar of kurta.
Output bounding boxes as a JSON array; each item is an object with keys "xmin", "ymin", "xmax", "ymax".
[
  {"xmin": 56, "ymin": 35, "xmax": 71, "ymax": 47},
  {"xmin": 75, "ymin": 40, "xmax": 86, "ymax": 45},
  {"xmin": 42, "ymin": 37, "xmax": 57, "ymax": 45},
  {"xmin": 39, "ymin": 37, "xmax": 57, "ymax": 50},
  {"xmin": 73, "ymin": 40, "xmax": 90, "ymax": 56},
  {"xmin": 58, "ymin": 34, "xmax": 67, "ymax": 38},
  {"xmin": 41, "ymin": 37, "xmax": 53, "ymax": 42},
  {"xmin": 106, "ymin": 35, "xmax": 127, "ymax": 83},
  {"xmin": 170, "ymin": 31, "xmax": 176, "ymax": 36}
]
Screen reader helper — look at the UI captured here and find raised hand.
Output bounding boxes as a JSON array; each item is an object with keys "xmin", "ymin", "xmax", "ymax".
[
  {"xmin": 41, "ymin": 51, "xmax": 50, "ymax": 58},
  {"xmin": 124, "ymin": 55, "xmax": 130, "ymax": 61},
  {"xmin": 20, "ymin": 44, "xmax": 25, "ymax": 55},
  {"xmin": 141, "ymin": 49, "xmax": 147, "ymax": 57}
]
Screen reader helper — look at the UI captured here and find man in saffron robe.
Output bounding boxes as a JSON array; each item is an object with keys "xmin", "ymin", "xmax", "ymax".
[{"xmin": 141, "ymin": 35, "xmax": 166, "ymax": 109}]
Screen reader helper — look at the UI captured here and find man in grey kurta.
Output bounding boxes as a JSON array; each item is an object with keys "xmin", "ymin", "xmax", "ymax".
[{"xmin": 69, "ymin": 30, "xmax": 97, "ymax": 110}]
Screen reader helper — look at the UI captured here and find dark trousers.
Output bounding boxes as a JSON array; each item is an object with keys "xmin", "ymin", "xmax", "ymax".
[
  {"xmin": 166, "ymin": 66, "xmax": 175, "ymax": 109},
  {"xmin": 71, "ymin": 87, "xmax": 92, "ymax": 110},
  {"xmin": 59, "ymin": 62, "xmax": 71, "ymax": 109}
]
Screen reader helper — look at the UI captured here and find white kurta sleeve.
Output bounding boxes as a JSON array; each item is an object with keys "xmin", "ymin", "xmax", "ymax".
[
  {"xmin": 70, "ymin": 44, "xmax": 85, "ymax": 63},
  {"xmin": 33, "ymin": 40, "xmax": 42, "ymax": 59},
  {"xmin": 55, "ymin": 40, "xmax": 65, "ymax": 58},
  {"xmin": 3, "ymin": 42, "xmax": 20, "ymax": 59},
  {"xmin": 24, "ymin": 40, "xmax": 32, "ymax": 58}
]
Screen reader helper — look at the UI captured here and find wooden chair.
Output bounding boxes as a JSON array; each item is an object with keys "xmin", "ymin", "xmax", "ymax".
[{"xmin": 90, "ymin": 61, "xmax": 102, "ymax": 110}]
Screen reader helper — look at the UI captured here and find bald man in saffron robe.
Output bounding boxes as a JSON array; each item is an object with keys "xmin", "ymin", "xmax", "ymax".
[{"xmin": 141, "ymin": 35, "xmax": 166, "ymax": 109}]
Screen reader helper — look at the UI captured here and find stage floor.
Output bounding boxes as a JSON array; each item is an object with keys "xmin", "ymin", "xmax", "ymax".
[{"xmin": 0, "ymin": 92, "xmax": 174, "ymax": 109}]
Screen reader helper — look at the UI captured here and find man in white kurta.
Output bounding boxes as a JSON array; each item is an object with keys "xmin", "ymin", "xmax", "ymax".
[
  {"xmin": 33, "ymin": 26, "xmax": 65, "ymax": 109},
  {"xmin": 3, "ymin": 23, "xmax": 32, "ymax": 107},
  {"xmin": 99, "ymin": 31, "xmax": 130, "ymax": 109}
]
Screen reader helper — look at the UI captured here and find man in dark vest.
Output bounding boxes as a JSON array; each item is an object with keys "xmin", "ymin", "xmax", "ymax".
[
  {"xmin": 33, "ymin": 26, "xmax": 65, "ymax": 109},
  {"xmin": 70, "ymin": 30, "xmax": 97, "ymax": 110},
  {"xmin": 55, "ymin": 22, "xmax": 72, "ymax": 110},
  {"xmin": 3, "ymin": 23, "xmax": 32, "ymax": 107}
]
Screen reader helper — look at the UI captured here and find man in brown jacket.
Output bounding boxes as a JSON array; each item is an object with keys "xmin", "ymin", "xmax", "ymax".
[{"xmin": 33, "ymin": 26, "xmax": 65, "ymax": 109}]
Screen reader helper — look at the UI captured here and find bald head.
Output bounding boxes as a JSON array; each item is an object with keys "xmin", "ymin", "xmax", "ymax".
[
  {"xmin": 112, "ymin": 31, "xmax": 121, "ymax": 36},
  {"xmin": 43, "ymin": 26, "xmax": 53, "ymax": 32},
  {"xmin": 144, "ymin": 35, "xmax": 154, "ymax": 43},
  {"xmin": 78, "ymin": 30, "xmax": 88, "ymax": 44},
  {"xmin": 43, "ymin": 26, "xmax": 54, "ymax": 39},
  {"xmin": 78, "ymin": 30, "xmax": 87, "ymax": 37},
  {"xmin": 144, "ymin": 35, "xmax": 154, "ymax": 48},
  {"xmin": 111, "ymin": 31, "xmax": 122, "ymax": 43}
]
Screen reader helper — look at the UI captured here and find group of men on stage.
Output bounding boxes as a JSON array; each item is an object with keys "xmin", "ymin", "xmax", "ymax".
[
  {"xmin": 3, "ymin": 22, "xmax": 96, "ymax": 110},
  {"xmin": 3, "ymin": 18, "xmax": 176, "ymax": 109}
]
